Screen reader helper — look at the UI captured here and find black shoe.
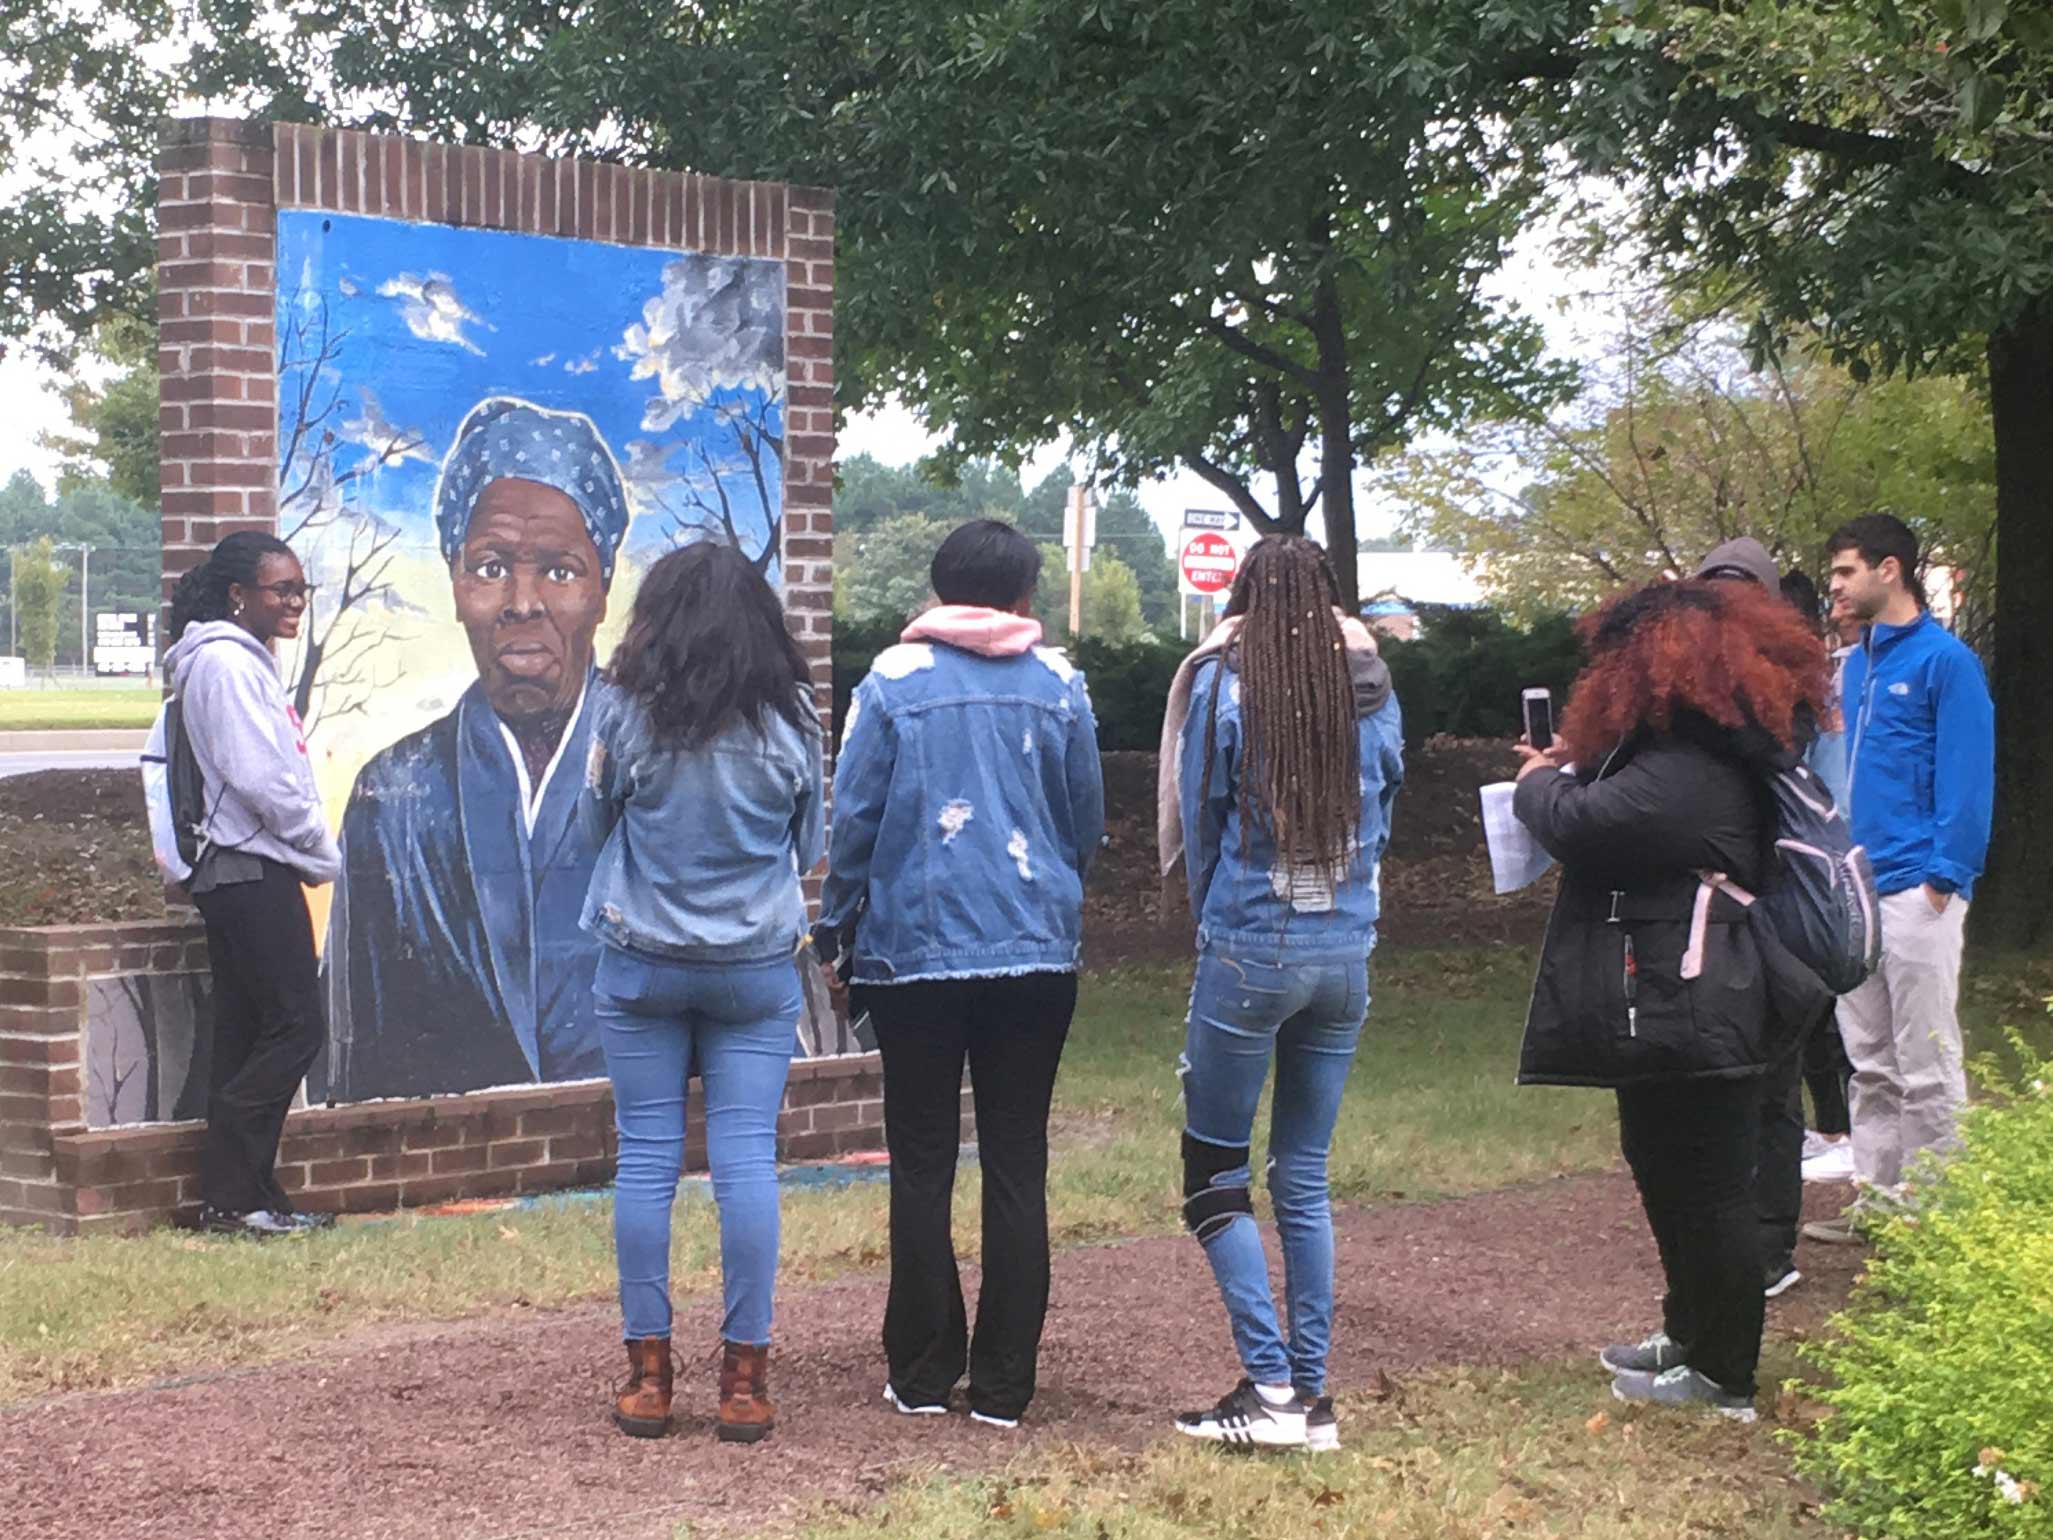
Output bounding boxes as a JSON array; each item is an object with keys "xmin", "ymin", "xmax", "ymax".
[
  {"xmin": 1300, "ymin": 1393, "xmax": 1339, "ymax": 1453},
  {"xmin": 198, "ymin": 1205, "xmax": 305, "ymax": 1239},
  {"xmin": 1174, "ymin": 1379, "xmax": 1307, "ymax": 1448}
]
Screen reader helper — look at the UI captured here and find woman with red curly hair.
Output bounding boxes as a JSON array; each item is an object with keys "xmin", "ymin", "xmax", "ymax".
[{"xmin": 1513, "ymin": 578, "xmax": 1830, "ymax": 1424}]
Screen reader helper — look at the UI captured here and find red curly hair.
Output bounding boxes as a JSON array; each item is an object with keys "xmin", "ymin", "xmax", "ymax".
[{"xmin": 1557, "ymin": 579, "xmax": 1831, "ymax": 766}]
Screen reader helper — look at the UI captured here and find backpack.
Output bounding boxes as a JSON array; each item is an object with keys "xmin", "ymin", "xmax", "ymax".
[
  {"xmin": 141, "ymin": 696, "xmax": 214, "ymax": 885},
  {"xmin": 1704, "ymin": 763, "xmax": 1880, "ymax": 995}
]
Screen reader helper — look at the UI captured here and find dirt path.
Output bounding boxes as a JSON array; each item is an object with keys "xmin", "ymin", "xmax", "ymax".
[{"xmin": 1, "ymin": 1174, "xmax": 1865, "ymax": 1540}]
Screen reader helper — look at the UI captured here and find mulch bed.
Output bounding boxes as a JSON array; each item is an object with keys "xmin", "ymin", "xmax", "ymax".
[{"xmin": 0, "ymin": 1175, "xmax": 1866, "ymax": 1540}]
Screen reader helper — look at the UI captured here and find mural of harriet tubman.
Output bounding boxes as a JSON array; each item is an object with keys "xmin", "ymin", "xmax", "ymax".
[{"xmin": 322, "ymin": 398, "xmax": 630, "ymax": 1100}]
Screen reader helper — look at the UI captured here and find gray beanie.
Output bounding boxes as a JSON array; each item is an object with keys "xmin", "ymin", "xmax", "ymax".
[{"xmin": 1694, "ymin": 536, "xmax": 1778, "ymax": 590}]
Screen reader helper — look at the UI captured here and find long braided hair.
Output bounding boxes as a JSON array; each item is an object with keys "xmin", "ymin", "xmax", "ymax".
[
  {"xmin": 167, "ymin": 531, "xmax": 296, "ymax": 640},
  {"xmin": 1203, "ymin": 535, "xmax": 1362, "ymax": 882}
]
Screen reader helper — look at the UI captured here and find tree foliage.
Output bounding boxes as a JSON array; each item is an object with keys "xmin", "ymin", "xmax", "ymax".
[
  {"xmin": 1380, "ymin": 303, "xmax": 1999, "ymax": 637},
  {"xmin": 9, "ymin": 536, "xmax": 66, "ymax": 666},
  {"xmin": 41, "ymin": 315, "xmax": 160, "ymax": 504}
]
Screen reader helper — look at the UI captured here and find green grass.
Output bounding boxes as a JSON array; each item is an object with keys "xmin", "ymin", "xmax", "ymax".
[
  {"xmin": 0, "ymin": 686, "xmax": 159, "ymax": 731},
  {"xmin": 2, "ymin": 947, "xmax": 2046, "ymax": 1406},
  {"xmin": 782, "ymin": 1349, "xmax": 1835, "ymax": 1540}
]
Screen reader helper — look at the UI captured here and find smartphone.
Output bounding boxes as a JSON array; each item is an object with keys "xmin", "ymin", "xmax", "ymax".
[{"xmin": 1522, "ymin": 687, "xmax": 1554, "ymax": 751}]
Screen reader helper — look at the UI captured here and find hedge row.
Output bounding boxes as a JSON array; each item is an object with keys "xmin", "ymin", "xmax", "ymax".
[{"xmin": 828, "ymin": 605, "xmax": 1586, "ymax": 752}]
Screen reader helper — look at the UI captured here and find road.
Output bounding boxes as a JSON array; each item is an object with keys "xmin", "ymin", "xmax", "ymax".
[{"xmin": 0, "ymin": 751, "xmax": 138, "ymax": 779}]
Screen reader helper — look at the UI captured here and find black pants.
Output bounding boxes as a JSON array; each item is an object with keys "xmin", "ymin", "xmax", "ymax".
[
  {"xmin": 855, "ymin": 972, "xmax": 1076, "ymax": 1421},
  {"xmin": 1803, "ymin": 1013, "xmax": 1853, "ymax": 1136},
  {"xmin": 192, "ymin": 860, "xmax": 324, "ymax": 1214},
  {"xmin": 1756, "ymin": 1002, "xmax": 1840, "ymax": 1273},
  {"xmin": 1616, "ymin": 1075, "xmax": 1764, "ymax": 1398}
]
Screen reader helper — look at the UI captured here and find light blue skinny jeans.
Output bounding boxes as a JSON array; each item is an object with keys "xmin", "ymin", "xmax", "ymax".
[
  {"xmin": 595, "ymin": 945, "xmax": 800, "ymax": 1344},
  {"xmin": 1180, "ymin": 945, "xmax": 1368, "ymax": 1394}
]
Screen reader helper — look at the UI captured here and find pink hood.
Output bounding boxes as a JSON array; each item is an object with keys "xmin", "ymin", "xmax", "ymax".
[{"xmin": 900, "ymin": 605, "xmax": 1044, "ymax": 658}]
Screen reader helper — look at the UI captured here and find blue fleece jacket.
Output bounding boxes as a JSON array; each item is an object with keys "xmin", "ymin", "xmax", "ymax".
[{"xmin": 1842, "ymin": 612, "xmax": 1994, "ymax": 900}]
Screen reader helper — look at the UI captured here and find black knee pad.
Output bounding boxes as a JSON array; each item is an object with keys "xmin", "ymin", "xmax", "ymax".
[{"xmin": 1182, "ymin": 1131, "xmax": 1253, "ymax": 1243}]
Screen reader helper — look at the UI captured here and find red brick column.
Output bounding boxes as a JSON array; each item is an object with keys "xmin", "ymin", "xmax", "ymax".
[{"xmin": 155, "ymin": 118, "xmax": 279, "ymax": 612}]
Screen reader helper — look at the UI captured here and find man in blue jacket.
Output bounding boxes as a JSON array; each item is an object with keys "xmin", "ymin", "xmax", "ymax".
[{"xmin": 1808, "ymin": 514, "xmax": 1994, "ymax": 1241}]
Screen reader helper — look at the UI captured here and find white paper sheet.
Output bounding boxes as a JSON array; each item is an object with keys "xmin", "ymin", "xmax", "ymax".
[{"xmin": 1479, "ymin": 781, "xmax": 1555, "ymax": 895}]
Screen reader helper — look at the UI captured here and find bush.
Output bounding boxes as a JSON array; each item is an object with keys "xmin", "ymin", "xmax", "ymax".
[
  {"xmin": 1790, "ymin": 1005, "xmax": 2053, "ymax": 1539},
  {"xmin": 1376, "ymin": 606, "xmax": 1585, "ymax": 750},
  {"xmin": 829, "ymin": 617, "xmax": 1184, "ymax": 752}
]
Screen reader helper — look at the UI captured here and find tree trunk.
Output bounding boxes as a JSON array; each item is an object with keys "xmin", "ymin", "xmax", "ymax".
[
  {"xmin": 1974, "ymin": 305, "xmax": 2053, "ymax": 950},
  {"xmin": 1309, "ymin": 273, "xmax": 1361, "ymax": 613}
]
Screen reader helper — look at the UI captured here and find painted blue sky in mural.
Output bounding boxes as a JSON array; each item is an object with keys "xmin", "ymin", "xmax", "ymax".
[{"xmin": 275, "ymin": 210, "xmax": 785, "ymax": 572}]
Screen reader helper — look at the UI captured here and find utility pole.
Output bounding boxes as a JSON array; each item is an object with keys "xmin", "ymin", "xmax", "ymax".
[
  {"xmin": 52, "ymin": 542, "xmax": 92, "ymax": 673},
  {"xmin": 1064, "ymin": 485, "xmax": 1094, "ymax": 642}
]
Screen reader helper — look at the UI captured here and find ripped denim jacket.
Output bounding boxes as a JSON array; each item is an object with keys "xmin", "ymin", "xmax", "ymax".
[
  {"xmin": 817, "ymin": 639, "xmax": 1105, "ymax": 984},
  {"xmin": 1179, "ymin": 657, "xmax": 1404, "ymax": 961}
]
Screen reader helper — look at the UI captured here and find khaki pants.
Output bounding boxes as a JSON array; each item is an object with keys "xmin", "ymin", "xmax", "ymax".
[{"xmin": 1837, "ymin": 888, "xmax": 1969, "ymax": 1190}]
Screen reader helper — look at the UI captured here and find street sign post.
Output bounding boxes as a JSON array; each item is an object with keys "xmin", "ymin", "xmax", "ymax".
[{"xmin": 1181, "ymin": 509, "xmax": 1241, "ymax": 532}]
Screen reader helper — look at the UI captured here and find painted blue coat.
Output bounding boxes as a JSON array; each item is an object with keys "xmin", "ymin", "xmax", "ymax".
[{"xmin": 318, "ymin": 674, "xmax": 607, "ymax": 1101}]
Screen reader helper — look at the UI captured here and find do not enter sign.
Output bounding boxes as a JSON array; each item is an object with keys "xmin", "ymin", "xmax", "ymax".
[{"xmin": 1179, "ymin": 531, "xmax": 1240, "ymax": 595}]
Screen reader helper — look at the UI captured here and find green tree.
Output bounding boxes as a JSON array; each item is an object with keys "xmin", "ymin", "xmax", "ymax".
[
  {"xmin": 1035, "ymin": 543, "xmax": 1151, "ymax": 645},
  {"xmin": 1380, "ymin": 307, "xmax": 1998, "ymax": 634},
  {"xmin": 11, "ymin": 537, "xmax": 66, "ymax": 667},
  {"xmin": 1521, "ymin": 0, "xmax": 2053, "ymax": 942},
  {"xmin": 834, "ymin": 512, "xmax": 948, "ymax": 624},
  {"xmin": 42, "ymin": 315, "xmax": 160, "ymax": 504}
]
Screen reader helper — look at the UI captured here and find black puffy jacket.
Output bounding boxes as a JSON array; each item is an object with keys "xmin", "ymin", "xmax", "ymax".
[{"xmin": 1513, "ymin": 714, "xmax": 1822, "ymax": 1088}]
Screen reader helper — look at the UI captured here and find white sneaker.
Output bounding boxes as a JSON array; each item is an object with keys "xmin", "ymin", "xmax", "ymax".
[
  {"xmin": 1174, "ymin": 1380, "xmax": 1307, "ymax": 1448},
  {"xmin": 1802, "ymin": 1142, "xmax": 1857, "ymax": 1183},
  {"xmin": 1799, "ymin": 1129, "xmax": 1838, "ymax": 1161},
  {"xmin": 882, "ymin": 1383, "xmax": 948, "ymax": 1415}
]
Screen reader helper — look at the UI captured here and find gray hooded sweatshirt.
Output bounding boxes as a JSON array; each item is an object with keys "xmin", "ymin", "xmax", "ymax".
[{"xmin": 163, "ymin": 621, "xmax": 341, "ymax": 885}]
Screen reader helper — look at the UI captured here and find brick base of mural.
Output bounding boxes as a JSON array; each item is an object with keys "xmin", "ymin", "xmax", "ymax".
[{"xmin": 1, "ymin": 921, "xmax": 910, "ymax": 1236}]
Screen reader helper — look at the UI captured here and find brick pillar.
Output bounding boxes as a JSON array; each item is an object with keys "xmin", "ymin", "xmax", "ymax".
[
  {"xmin": 0, "ymin": 934, "xmax": 86, "ymax": 1229},
  {"xmin": 156, "ymin": 118, "xmax": 280, "ymax": 615},
  {"xmin": 783, "ymin": 186, "xmax": 836, "ymax": 723}
]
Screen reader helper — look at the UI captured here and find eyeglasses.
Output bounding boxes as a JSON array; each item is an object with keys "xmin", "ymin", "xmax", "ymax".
[{"xmin": 253, "ymin": 581, "xmax": 318, "ymax": 603}]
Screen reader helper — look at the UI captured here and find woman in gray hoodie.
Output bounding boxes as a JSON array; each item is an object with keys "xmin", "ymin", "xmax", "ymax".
[{"xmin": 163, "ymin": 532, "xmax": 340, "ymax": 1238}]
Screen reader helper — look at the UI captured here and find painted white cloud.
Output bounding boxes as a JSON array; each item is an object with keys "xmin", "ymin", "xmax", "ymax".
[
  {"xmin": 616, "ymin": 257, "xmax": 785, "ymax": 431},
  {"xmin": 531, "ymin": 351, "xmax": 557, "ymax": 367},
  {"xmin": 565, "ymin": 350, "xmax": 601, "ymax": 376},
  {"xmin": 619, "ymin": 438, "xmax": 684, "ymax": 513},
  {"xmin": 337, "ymin": 386, "xmax": 434, "ymax": 468},
  {"xmin": 377, "ymin": 271, "xmax": 490, "ymax": 355}
]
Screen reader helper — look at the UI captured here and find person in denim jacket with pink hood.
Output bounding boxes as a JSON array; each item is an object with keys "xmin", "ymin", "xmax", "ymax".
[{"xmin": 817, "ymin": 519, "xmax": 1104, "ymax": 1429}]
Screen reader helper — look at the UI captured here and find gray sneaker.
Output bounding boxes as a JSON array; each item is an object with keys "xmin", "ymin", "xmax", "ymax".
[
  {"xmin": 1611, "ymin": 1365, "xmax": 1757, "ymax": 1423},
  {"xmin": 1598, "ymin": 1330, "xmax": 1684, "ymax": 1376}
]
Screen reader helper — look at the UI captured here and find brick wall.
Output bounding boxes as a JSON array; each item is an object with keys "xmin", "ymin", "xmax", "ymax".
[{"xmin": 1, "ymin": 919, "xmax": 922, "ymax": 1235}]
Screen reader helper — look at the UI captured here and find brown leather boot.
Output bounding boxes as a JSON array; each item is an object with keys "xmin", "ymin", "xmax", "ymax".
[
  {"xmin": 717, "ymin": 1340, "xmax": 775, "ymax": 1444},
  {"xmin": 614, "ymin": 1336, "xmax": 673, "ymax": 1438}
]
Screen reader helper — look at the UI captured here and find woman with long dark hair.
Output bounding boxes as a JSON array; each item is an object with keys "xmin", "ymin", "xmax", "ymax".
[
  {"xmin": 580, "ymin": 541, "xmax": 824, "ymax": 1445},
  {"xmin": 1162, "ymin": 535, "xmax": 1404, "ymax": 1451},
  {"xmin": 161, "ymin": 530, "xmax": 338, "ymax": 1238},
  {"xmin": 1513, "ymin": 578, "xmax": 1830, "ymax": 1422}
]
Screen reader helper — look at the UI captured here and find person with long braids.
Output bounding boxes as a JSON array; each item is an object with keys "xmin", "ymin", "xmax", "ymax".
[
  {"xmin": 580, "ymin": 541, "xmax": 824, "ymax": 1444},
  {"xmin": 1159, "ymin": 535, "xmax": 1403, "ymax": 1451},
  {"xmin": 160, "ymin": 531, "xmax": 340, "ymax": 1238},
  {"xmin": 1513, "ymin": 578, "xmax": 1831, "ymax": 1422}
]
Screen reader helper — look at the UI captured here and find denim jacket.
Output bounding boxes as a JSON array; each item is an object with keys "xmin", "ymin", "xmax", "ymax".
[
  {"xmin": 818, "ymin": 613, "xmax": 1106, "ymax": 983},
  {"xmin": 1179, "ymin": 654, "xmax": 1403, "ymax": 959},
  {"xmin": 580, "ymin": 683, "xmax": 825, "ymax": 963}
]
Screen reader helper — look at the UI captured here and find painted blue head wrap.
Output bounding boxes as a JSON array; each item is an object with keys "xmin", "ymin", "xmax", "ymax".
[{"xmin": 434, "ymin": 397, "xmax": 632, "ymax": 586}]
